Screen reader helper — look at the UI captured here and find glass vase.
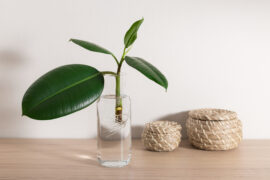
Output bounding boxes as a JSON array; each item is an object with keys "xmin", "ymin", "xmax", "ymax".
[{"xmin": 97, "ymin": 74, "xmax": 131, "ymax": 167}]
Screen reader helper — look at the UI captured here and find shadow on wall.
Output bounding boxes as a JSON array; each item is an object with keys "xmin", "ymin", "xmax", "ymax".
[
  {"xmin": 0, "ymin": 50, "xmax": 26, "ymax": 137},
  {"xmin": 132, "ymin": 111, "xmax": 189, "ymax": 139},
  {"xmin": 157, "ymin": 111, "xmax": 189, "ymax": 139}
]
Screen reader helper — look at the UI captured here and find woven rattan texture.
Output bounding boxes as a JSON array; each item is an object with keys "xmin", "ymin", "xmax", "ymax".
[
  {"xmin": 187, "ymin": 109, "xmax": 242, "ymax": 150},
  {"xmin": 142, "ymin": 121, "xmax": 182, "ymax": 152}
]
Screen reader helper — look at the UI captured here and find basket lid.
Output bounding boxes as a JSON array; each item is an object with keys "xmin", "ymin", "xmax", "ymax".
[
  {"xmin": 143, "ymin": 121, "xmax": 181, "ymax": 134},
  {"xmin": 189, "ymin": 108, "xmax": 237, "ymax": 121}
]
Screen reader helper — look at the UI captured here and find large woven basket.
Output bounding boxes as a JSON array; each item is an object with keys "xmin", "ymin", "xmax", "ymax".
[
  {"xmin": 186, "ymin": 109, "xmax": 242, "ymax": 150},
  {"xmin": 142, "ymin": 121, "xmax": 182, "ymax": 152}
]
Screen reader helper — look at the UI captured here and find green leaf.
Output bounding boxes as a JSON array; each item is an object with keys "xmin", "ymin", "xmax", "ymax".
[
  {"xmin": 22, "ymin": 64, "xmax": 104, "ymax": 120},
  {"xmin": 70, "ymin": 39, "xmax": 112, "ymax": 55},
  {"xmin": 125, "ymin": 56, "xmax": 168, "ymax": 90},
  {"xmin": 124, "ymin": 18, "xmax": 144, "ymax": 48}
]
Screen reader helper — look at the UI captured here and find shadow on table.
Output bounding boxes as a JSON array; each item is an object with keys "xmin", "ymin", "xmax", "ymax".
[{"xmin": 19, "ymin": 140, "xmax": 99, "ymax": 166}]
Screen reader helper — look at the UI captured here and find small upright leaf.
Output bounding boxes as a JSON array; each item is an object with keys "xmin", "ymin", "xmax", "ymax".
[
  {"xmin": 70, "ymin": 39, "xmax": 112, "ymax": 55},
  {"xmin": 124, "ymin": 18, "xmax": 144, "ymax": 48},
  {"xmin": 22, "ymin": 64, "xmax": 104, "ymax": 120},
  {"xmin": 125, "ymin": 56, "xmax": 168, "ymax": 90}
]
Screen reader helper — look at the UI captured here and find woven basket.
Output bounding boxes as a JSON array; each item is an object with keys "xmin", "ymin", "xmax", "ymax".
[
  {"xmin": 186, "ymin": 109, "xmax": 242, "ymax": 151},
  {"xmin": 142, "ymin": 121, "xmax": 182, "ymax": 152}
]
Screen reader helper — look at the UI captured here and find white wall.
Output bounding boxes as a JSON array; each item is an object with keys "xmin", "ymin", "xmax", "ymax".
[{"xmin": 0, "ymin": 0, "xmax": 269, "ymax": 139}]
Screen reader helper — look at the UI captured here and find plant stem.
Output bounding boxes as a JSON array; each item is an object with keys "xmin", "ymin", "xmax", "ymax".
[
  {"xmin": 115, "ymin": 74, "xmax": 122, "ymax": 122},
  {"xmin": 101, "ymin": 71, "xmax": 118, "ymax": 76},
  {"xmin": 117, "ymin": 48, "xmax": 127, "ymax": 74},
  {"xmin": 115, "ymin": 47, "xmax": 126, "ymax": 122},
  {"xmin": 111, "ymin": 54, "xmax": 119, "ymax": 65}
]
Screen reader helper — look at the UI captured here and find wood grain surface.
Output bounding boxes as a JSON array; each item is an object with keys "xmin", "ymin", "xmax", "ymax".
[{"xmin": 0, "ymin": 139, "xmax": 269, "ymax": 180}]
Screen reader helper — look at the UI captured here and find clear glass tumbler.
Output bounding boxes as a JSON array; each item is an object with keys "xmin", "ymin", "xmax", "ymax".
[{"xmin": 97, "ymin": 92, "xmax": 131, "ymax": 167}]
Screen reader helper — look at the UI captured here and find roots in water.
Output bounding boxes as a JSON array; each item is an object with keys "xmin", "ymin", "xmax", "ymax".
[{"xmin": 103, "ymin": 114, "xmax": 128, "ymax": 138}]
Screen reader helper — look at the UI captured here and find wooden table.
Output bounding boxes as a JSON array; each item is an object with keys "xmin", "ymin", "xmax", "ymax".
[{"xmin": 0, "ymin": 139, "xmax": 269, "ymax": 180}]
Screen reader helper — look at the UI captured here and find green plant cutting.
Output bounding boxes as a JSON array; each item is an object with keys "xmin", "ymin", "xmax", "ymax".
[{"xmin": 22, "ymin": 18, "xmax": 168, "ymax": 122}]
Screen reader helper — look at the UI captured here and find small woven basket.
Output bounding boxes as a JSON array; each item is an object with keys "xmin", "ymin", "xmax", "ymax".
[
  {"xmin": 142, "ymin": 121, "xmax": 182, "ymax": 152},
  {"xmin": 186, "ymin": 108, "xmax": 242, "ymax": 151}
]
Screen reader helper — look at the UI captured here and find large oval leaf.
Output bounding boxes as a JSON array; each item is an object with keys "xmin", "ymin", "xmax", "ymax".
[
  {"xmin": 124, "ymin": 18, "xmax": 144, "ymax": 48},
  {"xmin": 125, "ymin": 56, "xmax": 168, "ymax": 90},
  {"xmin": 22, "ymin": 64, "xmax": 104, "ymax": 120},
  {"xmin": 70, "ymin": 39, "xmax": 112, "ymax": 55}
]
